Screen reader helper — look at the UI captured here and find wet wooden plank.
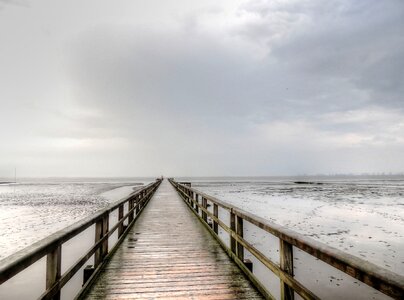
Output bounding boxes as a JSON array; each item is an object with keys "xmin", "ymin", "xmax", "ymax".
[{"xmin": 83, "ymin": 180, "xmax": 263, "ymax": 299}]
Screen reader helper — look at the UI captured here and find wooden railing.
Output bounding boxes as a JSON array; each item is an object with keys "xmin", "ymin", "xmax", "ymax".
[
  {"xmin": 169, "ymin": 179, "xmax": 404, "ymax": 300},
  {"xmin": 0, "ymin": 179, "xmax": 162, "ymax": 300}
]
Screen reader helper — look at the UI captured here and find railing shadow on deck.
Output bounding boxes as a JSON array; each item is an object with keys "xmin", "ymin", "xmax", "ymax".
[
  {"xmin": 0, "ymin": 179, "xmax": 162, "ymax": 300},
  {"xmin": 169, "ymin": 178, "xmax": 404, "ymax": 300}
]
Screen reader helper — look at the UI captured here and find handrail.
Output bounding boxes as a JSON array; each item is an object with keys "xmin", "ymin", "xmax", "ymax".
[
  {"xmin": 169, "ymin": 178, "xmax": 404, "ymax": 300},
  {"xmin": 0, "ymin": 179, "xmax": 162, "ymax": 299}
]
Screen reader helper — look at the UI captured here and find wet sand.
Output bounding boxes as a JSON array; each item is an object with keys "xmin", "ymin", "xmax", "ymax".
[
  {"xmin": 0, "ymin": 181, "xmax": 145, "ymax": 260},
  {"xmin": 191, "ymin": 178, "xmax": 404, "ymax": 299}
]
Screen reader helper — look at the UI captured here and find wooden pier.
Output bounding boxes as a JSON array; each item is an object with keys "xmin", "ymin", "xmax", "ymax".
[
  {"xmin": 1, "ymin": 178, "xmax": 404, "ymax": 300},
  {"xmin": 82, "ymin": 179, "xmax": 262, "ymax": 299}
]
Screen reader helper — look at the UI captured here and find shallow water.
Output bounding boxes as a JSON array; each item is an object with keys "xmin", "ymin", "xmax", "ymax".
[
  {"xmin": 184, "ymin": 176, "xmax": 404, "ymax": 277},
  {"xmin": 0, "ymin": 178, "xmax": 151, "ymax": 260}
]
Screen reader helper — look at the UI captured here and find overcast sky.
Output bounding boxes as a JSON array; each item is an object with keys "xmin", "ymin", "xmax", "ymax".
[{"xmin": 0, "ymin": 0, "xmax": 403, "ymax": 177}]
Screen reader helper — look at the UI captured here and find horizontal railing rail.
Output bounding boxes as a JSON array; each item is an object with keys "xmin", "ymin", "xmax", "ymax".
[
  {"xmin": 0, "ymin": 179, "xmax": 162, "ymax": 300},
  {"xmin": 169, "ymin": 178, "xmax": 404, "ymax": 300}
]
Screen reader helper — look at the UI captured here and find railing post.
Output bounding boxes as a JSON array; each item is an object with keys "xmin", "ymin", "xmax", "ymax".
[
  {"xmin": 236, "ymin": 215, "xmax": 244, "ymax": 261},
  {"xmin": 135, "ymin": 195, "xmax": 140, "ymax": 214},
  {"xmin": 280, "ymin": 239, "xmax": 294, "ymax": 300},
  {"xmin": 102, "ymin": 213, "xmax": 109, "ymax": 258},
  {"xmin": 195, "ymin": 194, "xmax": 199, "ymax": 213},
  {"xmin": 128, "ymin": 198, "xmax": 134, "ymax": 223},
  {"xmin": 213, "ymin": 204, "xmax": 218, "ymax": 234},
  {"xmin": 202, "ymin": 197, "xmax": 207, "ymax": 222},
  {"xmin": 94, "ymin": 218, "xmax": 103, "ymax": 267},
  {"xmin": 83, "ymin": 265, "xmax": 94, "ymax": 286},
  {"xmin": 46, "ymin": 245, "xmax": 61, "ymax": 300},
  {"xmin": 230, "ymin": 210, "xmax": 236, "ymax": 254},
  {"xmin": 118, "ymin": 204, "xmax": 124, "ymax": 237},
  {"xmin": 140, "ymin": 193, "xmax": 144, "ymax": 210}
]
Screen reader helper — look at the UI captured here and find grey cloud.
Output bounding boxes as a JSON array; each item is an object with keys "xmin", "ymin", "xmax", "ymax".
[
  {"xmin": 239, "ymin": 0, "xmax": 404, "ymax": 109},
  {"xmin": 63, "ymin": 2, "xmax": 403, "ymax": 147},
  {"xmin": 0, "ymin": 0, "xmax": 28, "ymax": 9},
  {"xmin": 1, "ymin": 0, "xmax": 403, "ymax": 176}
]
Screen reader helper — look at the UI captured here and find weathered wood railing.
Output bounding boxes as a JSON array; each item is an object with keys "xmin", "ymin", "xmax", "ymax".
[
  {"xmin": 169, "ymin": 179, "xmax": 404, "ymax": 300},
  {"xmin": 0, "ymin": 179, "xmax": 161, "ymax": 300}
]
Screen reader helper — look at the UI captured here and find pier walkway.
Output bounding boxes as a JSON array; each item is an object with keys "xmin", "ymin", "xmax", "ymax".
[{"xmin": 83, "ymin": 180, "xmax": 263, "ymax": 299}]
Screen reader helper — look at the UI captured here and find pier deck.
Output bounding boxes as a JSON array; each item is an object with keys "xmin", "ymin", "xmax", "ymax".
[{"xmin": 83, "ymin": 180, "xmax": 263, "ymax": 299}]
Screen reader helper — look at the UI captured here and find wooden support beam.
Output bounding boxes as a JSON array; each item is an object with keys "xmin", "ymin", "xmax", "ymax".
[
  {"xmin": 135, "ymin": 195, "xmax": 140, "ymax": 214},
  {"xmin": 236, "ymin": 216, "xmax": 244, "ymax": 261},
  {"xmin": 202, "ymin": 197, "xmax": 208, "ymax": 223},
  {"xmin": 280, "ymin": 239, "xmax": 294, "ymax": 300},
  {"xmin": 128, "ymin": 199, "xmax": 134, "ymax": 223},
  {"xmin": 244, "ymin": 259, "xmax": 253, "ymax": 272},
  {"xmin": 94, "ymin": 219, "xmax": 103, "ymax": 267},
  {"xmin": 230, "ymin": 211, "xmax": 236, "ymax": 254},
  {"xmin": 102, "ymin": 213, "xmax": 109, "ymax": 259},
  {"xmin": 83, "ymin": 265, "xmax": 94, "ymax": 286},
  {"xmin": 195, "ymin": 194, "xmax": 199, "ymax": 213},
  {"xmin": 46, "ymin": 245, "xmax": 61, "ymax": 300},
  {"xmin": 213, "ymin": 204, "xmax": 219, "ymax": 234},
  {"xmin": 118, "ymin": 204, "xmax": 124, "ymax": 237},
  {"xmin": 139, "ymin": 192, "xmax": 143, "ymax": 209}
]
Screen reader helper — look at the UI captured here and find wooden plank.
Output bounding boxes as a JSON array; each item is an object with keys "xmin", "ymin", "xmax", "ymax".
[
  {"xmin": 230, "ymin": 211, "xmax": 236, "ymax": 254},
  {"xmin": 82, "ymin": 180, "xmax": 263, "ymax": 300},
  {"xmin": 46, "ymin": 245, "xmax": 61, "ymax": 300},
  {"xmin": 118, "ymin": 205, "xmax": 124, "ymax": 237},
  {"xmin": 202, "ymin": 197, "xmax": 208, "ymax": 222},
  {"xmin": 102, "ymin": 214, "xmax": 109, "ymax": 258},
  {"xmin": 94, "ymin": 219, "xmax": 103, "ymax": 268},
  {"xmin": 213, "ymin": 203, "xmax": 219, "ymax": 234},
  {"xmin": 135, "ymin": 195, "xmax": 140, "ymax": 214},
  {"xmin": 236, "ymin": 215, "xmax": 244, "ymax": 261},
  {"xmin": 280, "ymin": 239, "xmax": 294, "ymax": 300},
  {"xmin": 128, "ymin": 199, "xmax": 134, "ymax": 223}
]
